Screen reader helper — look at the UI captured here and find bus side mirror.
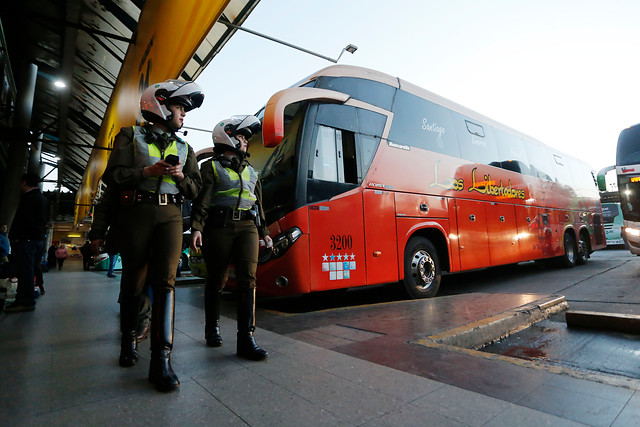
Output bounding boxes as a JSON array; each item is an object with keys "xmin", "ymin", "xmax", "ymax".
[
  {"xmin": 596, "ymin": 173, "xmax": 607, "ymax": 192},
  {"xmin": 262, "ymin": 88, "xmax": 350, "ymax": 148}
]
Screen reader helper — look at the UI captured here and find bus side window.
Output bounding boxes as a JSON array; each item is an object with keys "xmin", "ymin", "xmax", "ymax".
[
  {"xmin": 313, "ymin": 125, "xmax": 340, "ymax": 182},
  {"xmin": 452, "ymin": 113, "xmax": 499, "ymax": 166},
  {"xmin": 341, "ymin": 130, "xmax": 358, "ymax": 184},
  {"xmin": 525, "ymin": 142, "xmax": 555, "ymax": 182},
  {"xmin": 551, "ymin": 153, "xmax": 574, "ymax": 186},
  {"xmin": 494, "ymin": 128, "xmax": 531, "ymax": 176},
  {"xmin": 312, "ymin": 125, "xmax": 358, "ymax": 185},
  {"xmin": 312, "ymin": 104, "xmax": 385, "ymax": 185},
  {"xmin": 388, "ymin": 90, "xmax": 460, "ymax": 158}
]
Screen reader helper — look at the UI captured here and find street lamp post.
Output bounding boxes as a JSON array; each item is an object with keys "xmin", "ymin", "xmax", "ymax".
[{"xmin": 221, "ymin": 20, "xmax": 357, "ymax": 63}]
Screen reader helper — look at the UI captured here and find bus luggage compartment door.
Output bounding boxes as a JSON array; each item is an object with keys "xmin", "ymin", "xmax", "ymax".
[
  {"xmin": 485, "ymin": 202, "xmax": 521, "ymax": 266},
  {"xmin": 455, "ymin": 199, "xmax": 490, "ymax": 270},
  {"xmin": 307, "ymin": 192, "xmax": 366, "ymax": 292}
]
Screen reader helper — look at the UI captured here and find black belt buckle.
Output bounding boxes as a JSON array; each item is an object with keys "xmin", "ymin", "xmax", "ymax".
[
  {"xmin": 158, "ymin": 194, "xmax": 168, "ymax": 206},
  {"xmin": 231, "ymin": 208, "xmax": 241, "ymax": 221}
]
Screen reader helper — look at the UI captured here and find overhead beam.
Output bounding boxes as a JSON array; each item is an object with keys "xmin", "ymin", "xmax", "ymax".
[{"xmin": 66, "ymin": 22, "xmax": 135, "ymax": 44}]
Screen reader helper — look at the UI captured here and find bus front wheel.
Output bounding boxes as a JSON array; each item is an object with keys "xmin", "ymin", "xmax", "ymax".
[
  {"xmin": 403, "ymin": 237, "xmax": 441, "ymax": 299},
  {"xmin": 560, "ymin": 232, "xmax": 577, "ymax": 268}
]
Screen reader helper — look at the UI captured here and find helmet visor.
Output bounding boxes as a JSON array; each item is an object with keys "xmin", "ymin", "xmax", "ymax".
[{"xmin": 168, "ymin": 92, "xmax": 204, "ymax": 112}]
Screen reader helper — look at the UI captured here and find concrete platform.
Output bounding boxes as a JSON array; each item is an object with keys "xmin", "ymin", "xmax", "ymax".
[
  {"xmin": 566, "ymin": 310, "xmax": 640, "ymax": 334},
  {"xmin": 1, "ymin": 259, "xmax": 639, "ymax": 426}
]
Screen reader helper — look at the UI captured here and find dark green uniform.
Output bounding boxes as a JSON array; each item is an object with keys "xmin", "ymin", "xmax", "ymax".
[
  {"xmin": 104, "ymin": 125, "xmax": 201, "ymax": 294},
  {"xmin": 101, "ymin": 124, "xmax": 201, "ymax": 383},
  {"xmin": 88, "ymin": 184, "xmax": 151, "ymax": 342},
  {"xmin": 191, "ymin": 153, "xmax": 269, "ymax": 359}
]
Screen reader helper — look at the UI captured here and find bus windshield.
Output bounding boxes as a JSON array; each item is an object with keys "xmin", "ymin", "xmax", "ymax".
[
  {"xmin": 619, "ymin": 175, "xmax": 640, "ymax": 222},
  {"xmin": 260, "ymin": 102, "xmax": 307, "ymax": 223},
  {"xmin": 617, "ymin": 125, "xmax": 640, "ymax": 166}
]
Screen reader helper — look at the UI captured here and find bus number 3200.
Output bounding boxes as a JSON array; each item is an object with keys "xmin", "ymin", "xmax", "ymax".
[{"xmin": 330, "ymin": 235, "xmax": 352, "ymax": 250}]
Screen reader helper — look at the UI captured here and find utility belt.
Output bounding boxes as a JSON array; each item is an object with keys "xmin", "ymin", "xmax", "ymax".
[
  {"xmin": 206, "ymin": 206, "xmax": 256, "ymax": 227},
  {"xmin": 120, "ymin": 190, "xmax": 183, "ymax": 207}
]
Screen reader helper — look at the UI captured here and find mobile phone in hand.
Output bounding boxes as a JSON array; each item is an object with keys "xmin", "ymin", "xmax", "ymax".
[{"xmin": 165, "ymin": 154, "xmax": 179, "ymax": 166}]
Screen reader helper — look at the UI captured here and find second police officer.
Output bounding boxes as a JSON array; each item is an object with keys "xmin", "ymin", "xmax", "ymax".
[
  {"xmin": 191, "ymin": 115, "xmax": 272, "ymax": 361},
  {"xmin": 101, "ymin": 80, "xmax": 204, "ymax": 392}
]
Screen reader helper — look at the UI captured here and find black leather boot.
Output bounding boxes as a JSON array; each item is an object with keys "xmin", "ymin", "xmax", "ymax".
[
  {"xmin": 237, "ymin": 288, "xmax": 268, "ymax": 361},
  {"xmin": 119, "ymin": 295, "xmax": 140, "ymax": 367},
  {"xmin": 148, "ymin": 290, "xmax": 180, "ymax": 392},
  {"xmin": 205, "ymin": 286, "xmax": 223, "ymax": 347}
]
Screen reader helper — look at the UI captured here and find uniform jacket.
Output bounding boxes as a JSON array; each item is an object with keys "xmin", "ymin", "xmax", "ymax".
[
  {"xmin": 191, "ymin": 153, "xmax": 268, "ymax": 238},
  {"xmin": 102, "ymin": 125, "xmax": 201, "ymax": 199},
  {"xmin": 93, "ymin": 125, "xmax": 202, "ymax": 241}
]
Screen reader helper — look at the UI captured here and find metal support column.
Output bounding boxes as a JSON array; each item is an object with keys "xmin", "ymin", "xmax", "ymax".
[{"xmin": 0, "ymin": 62, "xmax": 37, "ymax": 229}]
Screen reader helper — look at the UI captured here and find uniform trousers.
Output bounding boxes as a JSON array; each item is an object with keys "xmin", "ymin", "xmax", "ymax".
[
  {"xmin": 202, "ymin": 219, "xmax": 259, "ymax": 292},
  {"xmin": 117, "ymin": 202, "xmax": 183, "ymax": 298}
]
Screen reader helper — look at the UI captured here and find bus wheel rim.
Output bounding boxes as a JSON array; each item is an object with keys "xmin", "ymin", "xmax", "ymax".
[
  {"xmin": 566, "ymin": 239, "xmax": 575, "ymax": 262},
  {"xmin": 412, "ymin": 250, "xmax": 435, "ymax": 289}
]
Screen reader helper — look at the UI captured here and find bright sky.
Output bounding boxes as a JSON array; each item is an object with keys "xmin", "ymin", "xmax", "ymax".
[{"xmin": 185, "ymin": 0, "xmax": 640, "ymax": 175}]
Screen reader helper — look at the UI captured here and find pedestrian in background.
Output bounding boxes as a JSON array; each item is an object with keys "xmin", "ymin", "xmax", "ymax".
[
  {"xmin": 47, "ymin": 243, "xmax": 57, "ymax": 269},
  {"xmin": 80, "ymin": 241, "xmax": 92, "ymax": 271},
  {"xmin": 0, "ymin": 224, "xmax": 9, "ymax": 265},
  {"xmin": 34, "ymin": 245, "xmax": 45, "ymax": 296},
  {"xmin": 55, "ymin": 244, "xmax": 68, "ymax": 270},
  {"xmin": 191, "ymin": 115, "xmax": 271, "ymax": 361},
  {"xmin": 99, "ymin": 80, "xmax": 203, "ymax": 392},
  {"xmin": 107, "ymin": 252, "xmax": 118, "ymax": 277},
  {"xmin": 5, "ymin": 173, "xmax": 48, "ymax": 313},
  {"xmin": 0, "ymin": 224, "xmax": 11, "ymax": 283}
]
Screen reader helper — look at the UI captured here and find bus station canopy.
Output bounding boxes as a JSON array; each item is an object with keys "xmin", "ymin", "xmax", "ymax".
[{"xmin": 0, "ymin": 0, "xmax": 260, "ymax": 223}]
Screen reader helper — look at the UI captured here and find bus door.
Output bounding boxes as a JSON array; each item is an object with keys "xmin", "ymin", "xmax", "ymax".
[
  {"xmin": 306, "ymin": 122, "xmax": 367, "ymax": 292},
  {"xmin": 305, "ymin": 102, "xmax": 389, "ymax": 291},
  {"xmin": 455, "ymin": 199, "xmax": 490, "ymax": 270},
  {"xmin": 486, "ymin": 202, "xmax": 521, "ymax": 265}
]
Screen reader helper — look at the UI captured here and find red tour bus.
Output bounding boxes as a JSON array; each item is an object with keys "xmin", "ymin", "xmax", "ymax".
[{"xmin": 243, "ymin": 65, "xmax": 606, "ymax": 299}]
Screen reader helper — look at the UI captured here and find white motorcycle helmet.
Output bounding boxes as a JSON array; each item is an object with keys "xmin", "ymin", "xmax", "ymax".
[
  {"xmin": 140, "ymin": 80, "xmax": 204, "ymax": 126},
  {"xmin": 212, "ymin": 115, "xmax": 262, "ymax": 153}
]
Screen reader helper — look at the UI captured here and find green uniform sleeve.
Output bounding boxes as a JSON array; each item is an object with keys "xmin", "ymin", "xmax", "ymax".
[
  {"xmin": 103, "ymin": 127, "xmax": 145, "ymax": 188},
  {"xmin": 176, "ymin": 145, "xmax": 202, "ymax": 199},
  {"xmin": 190, "ymin": 159, "xmax": 215, "ymax": 232},
  {"xmin": 254, "ymin": 177, "xmax": 269, "ymax": 238}
]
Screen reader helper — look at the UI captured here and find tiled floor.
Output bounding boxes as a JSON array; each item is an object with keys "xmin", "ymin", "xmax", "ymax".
[{"xmin": 0, "ymin": 259, "xmax": 637, "ymax": 426}]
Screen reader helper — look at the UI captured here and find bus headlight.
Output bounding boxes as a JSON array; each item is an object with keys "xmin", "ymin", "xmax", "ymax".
[
  {"xmin": 625, "ymin": 227, "xmax": 640, "ymax": 237},
  {"xmin": 258, "ymin": 227, "xmax": 302, "ymax": 264}
]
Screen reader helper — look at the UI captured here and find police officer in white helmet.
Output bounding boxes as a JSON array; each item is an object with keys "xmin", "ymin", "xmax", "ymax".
[
  {"xmin": 191, "ymin": 115, "xmax": 272, "ymax": 360},
  {"xmin": 99, "ymin": 80, "xmax": 204, "ymax": 392}
]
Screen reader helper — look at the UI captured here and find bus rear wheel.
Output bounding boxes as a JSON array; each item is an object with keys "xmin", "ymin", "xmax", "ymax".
[
  {"xmin": 403, "ymin": 237, "xmax": 441, "ymax": 299},
  {"xmin": 576, "ymin": 232, "xmax": 589, "ymax": 265},
  {"xmin": 560, "ymin": 232, "xmax": 577, "ymax": 268}
]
